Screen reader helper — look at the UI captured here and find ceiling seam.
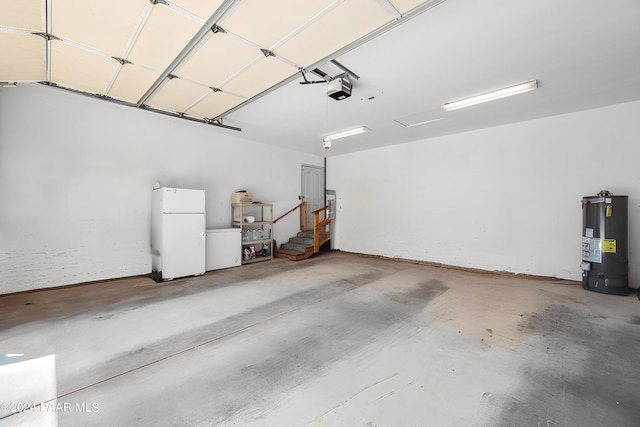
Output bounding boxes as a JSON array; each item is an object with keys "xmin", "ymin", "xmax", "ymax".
[
  {"xmin": 0, "ymin": 27, "xmax": 36, "ymax": 34},
  {"xmin": 268, "ymin": 0, "xmax": 346, "ymax": 52},
  {"xmin": 121, "ymin": 2, "xmax": 154, "ymax": 60},
  {"xmin": 212, "ymin": 0, "xmax": 245, "ymax": 27},
  {"xmin": 165, "ymin": 73, "xmax": 246, "ymax": 101},
  {"xmin": 164, "ymin": 1, "xmax": 206, "ymax": 25},
  {"xmin": 216, "ymin": 53, "xmax": 266, "ymax": 89},
  {"xmin": 205, "ymin": 27, "xmax": 302, "ymax": 84},
  {"xmin": 44, "ymin": 0, "xmax": 51, "ymax": 81},
  {"xmin": 103, "ymin": 3, "xmax": 154, "ymax": 99},
  {"xmin": 136, "ymin": 0, "xmax": 241, "ymax": 108},
  {"xmin": 376, "ymin": 0, "xmax": 402, "ymax": 19},
  {"xmin": 103, "ymin": 63, "xmax": 124, "ymax": 97},
  {"xmin": 182, "ymin": 89, "xmax": 218, "ymax": 113},
  {"xmin": 102, "ymin": 2, "xmax": 155, "ymax": 97},
  {"xmin": 54, "ymin": 37, "xmax": 117, "ymax": 60}
]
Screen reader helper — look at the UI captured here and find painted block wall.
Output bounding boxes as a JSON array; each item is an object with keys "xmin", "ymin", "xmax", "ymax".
[
  {"xmin": 0, "ymin": 85, "xmax": 322, "ymax": 294},
  {"xmin": 327, "ymin": 101, "xmax": 640, "ymax": 287}
]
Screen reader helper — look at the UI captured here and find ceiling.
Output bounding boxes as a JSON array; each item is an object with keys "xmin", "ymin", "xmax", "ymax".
[{"xmin": 2, "ymin": 0, "xmax": 640, "ymax": 156}]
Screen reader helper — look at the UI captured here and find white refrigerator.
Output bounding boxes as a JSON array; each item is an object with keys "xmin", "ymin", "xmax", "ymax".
[{"xmin": 151, "ymin": 187, "xmax": 206, "ymax": 281}]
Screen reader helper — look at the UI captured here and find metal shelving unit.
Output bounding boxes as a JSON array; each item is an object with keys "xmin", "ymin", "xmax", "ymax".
[{"xmin": 232, "ymin": 203, "xmax": 273, "ymax": 264}]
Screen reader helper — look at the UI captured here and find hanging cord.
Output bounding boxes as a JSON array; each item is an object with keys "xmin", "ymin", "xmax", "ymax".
[
  {"xmin": 323, "ymin": 85, "xmax": 331, "ymax": 149},
  {"xmin": 326, "ymin": 86, "xmax": 329, "ymax": 133}
]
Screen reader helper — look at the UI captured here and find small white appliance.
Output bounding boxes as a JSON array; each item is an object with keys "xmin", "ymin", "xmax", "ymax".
[
  {"xmin": 151, "ymin": 187, "xmax": 206, "ymax": 280},
  {"xmin": 206, "ymin": 228, "xmax": 241, "ymax": 271}
]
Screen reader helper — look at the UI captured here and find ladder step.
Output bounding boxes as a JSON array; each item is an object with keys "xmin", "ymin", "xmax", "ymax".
[
  {"xmin": 274, "ymin": 249, "xmax": 310, "ymax": 261},
  {"xmin": 281, "ymin": 243, "xmax": 308, "ymax": 252},
  {"xmin": 289, "ymin": 236, "xmax": 314, "ymax": 245}
]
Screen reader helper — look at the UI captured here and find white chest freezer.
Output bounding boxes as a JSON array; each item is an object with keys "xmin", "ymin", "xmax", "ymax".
[{"xmin": 206, "ymin": 228, "xmax": 241, "ymax": 271}]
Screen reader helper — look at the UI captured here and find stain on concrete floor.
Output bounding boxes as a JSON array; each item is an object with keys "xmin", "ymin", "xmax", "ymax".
[
  {"xmin": 487, "ymin": 303, "xmax": 640, "ymax": 427},
  {"xmin": 2, "ymin": 252, "xmax": 639, "ymax": 426},
  {"xmin": 68, "ymin": 273, "xmax": 448, "ymax": 425}
]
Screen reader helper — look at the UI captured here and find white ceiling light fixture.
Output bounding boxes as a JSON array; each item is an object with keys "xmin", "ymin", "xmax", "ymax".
[
  {"xmin": 442, "ymin": 80, "xmax": 538, "ymax": 112},
  {"xmin": 321, "ymin": 126, "xmax": 370, "ymax": 143}
]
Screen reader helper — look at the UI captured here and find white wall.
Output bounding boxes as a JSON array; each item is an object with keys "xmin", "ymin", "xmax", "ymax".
[
  {"xmin": 3, "ymin": 85, "xmax": 638, "ymax": 294},
  {"xmin": 0, "ymin": 85, "xmax": 322, "ymax": 294},
  {"xmin": 328, "ymin": 101, "xmax": 640, "ymax": 286}
]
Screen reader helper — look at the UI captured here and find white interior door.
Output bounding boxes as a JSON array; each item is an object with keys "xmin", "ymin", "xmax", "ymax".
[{"xmin": 301, "ymin": 165, "xmax": 325, "ymax": 230}]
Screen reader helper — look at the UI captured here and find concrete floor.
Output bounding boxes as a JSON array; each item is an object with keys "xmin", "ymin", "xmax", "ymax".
[{"xmin": 1, "ymin": 251, "xmax": 639, "ymax": 426}]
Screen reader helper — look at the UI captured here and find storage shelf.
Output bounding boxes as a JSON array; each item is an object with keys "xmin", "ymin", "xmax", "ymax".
[
  {"xmin": 232, "ymin": 202, "xmax": 273, "ymax": 265},
  {"xmin": 242, "ymin": 256, "xmax": 271, "ymax": 264},
  {"xmin": 242, "ymin": 239, "xmax": 271, "ymax": 244}
]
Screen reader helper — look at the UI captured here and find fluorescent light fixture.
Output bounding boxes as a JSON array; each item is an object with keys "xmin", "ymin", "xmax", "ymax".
[
  {"xmin": 322, "ymin": 126, "xmax": 370, "ymax": 142},
  {"xmin": 442, "ymin": 80, "xmax": 538, "ymax": 111}
]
